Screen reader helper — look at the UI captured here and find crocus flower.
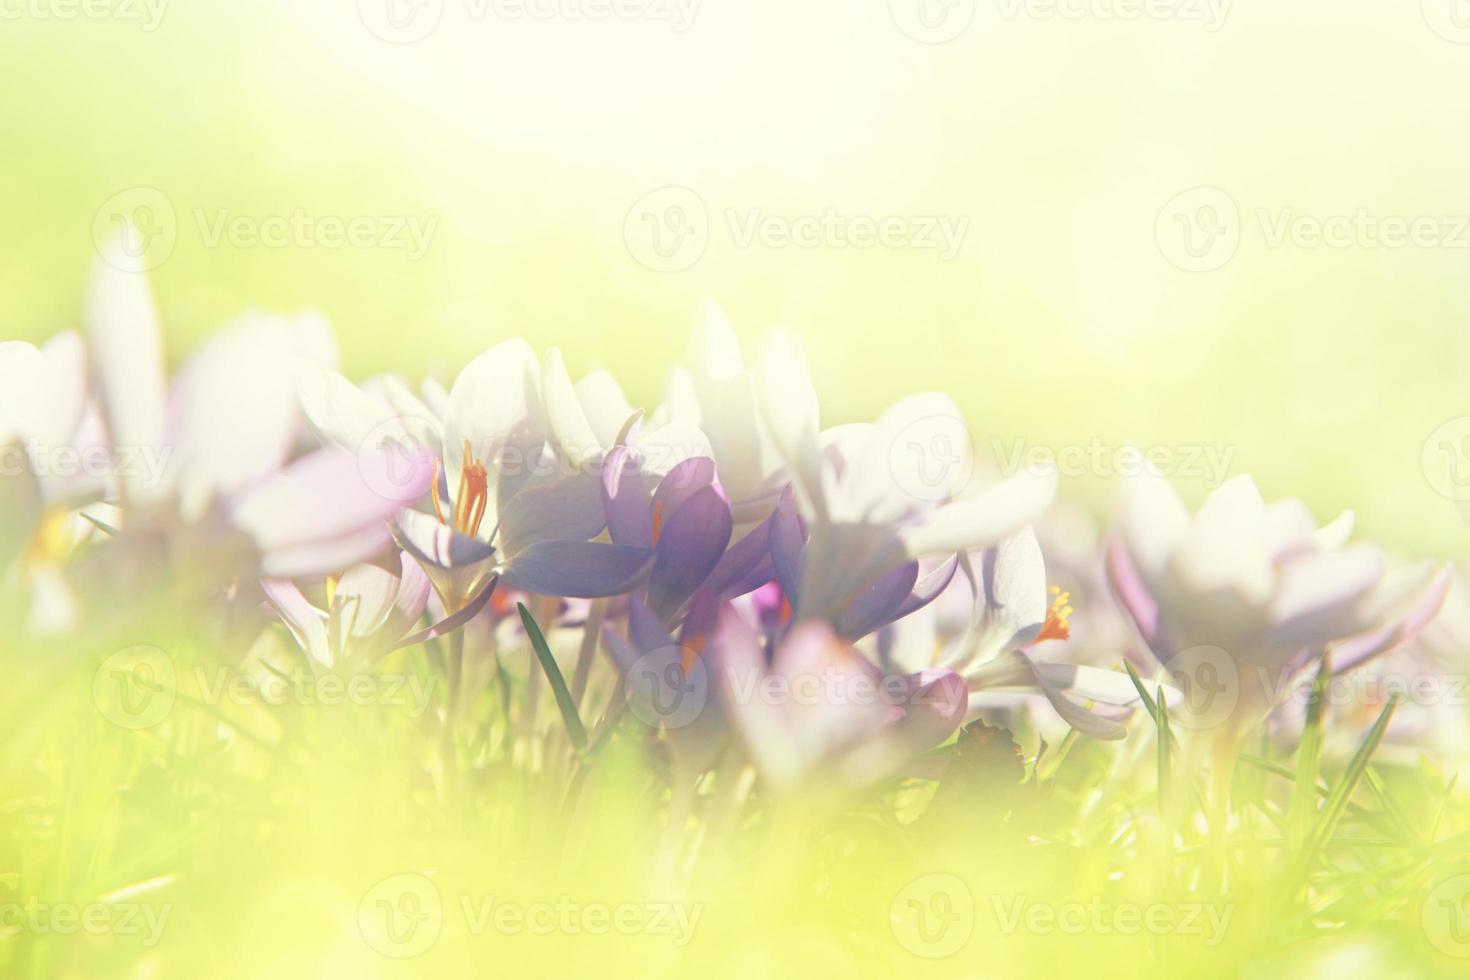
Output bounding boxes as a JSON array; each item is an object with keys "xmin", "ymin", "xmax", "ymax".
[
  {"xmin": 1106, "ymin": 465, "xmax": 1450, "ymax": 734},
  {"xmin": 883, "ymin": 526, "xmax": 1159, "ymax": 740},
  {"xmin": 260, "ymin": 551, "xmax": 432, "ymax": 668},
  {"xmin": 80, "ymin": 226, "xmax": 423, "ymax": 581},
  {"xmin": 712, "ymin": 609, "xmax": 967, "ymax": 792},
  {"xmin": 754, "ymin": 334, "xmax": 1058, "ymax": 638},
  {"xmin": 299, "ymin": 340, "xmax": 654, "ymax": 609}
]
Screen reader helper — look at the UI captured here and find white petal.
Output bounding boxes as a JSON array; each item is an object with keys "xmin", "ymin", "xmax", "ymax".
[
  {"xmin": 442, "ymin": 339, "xmax": 545, "ymax": 521},
  {"xmin": 1117, "ymin": 453, "xmax": 1190, "ymax": 581},
  {"xmin": 687, "ymin": 300, "xmax": 743, "ymax": 383},
  {"xmin": 85, "ymin": 225, "xmax": 166, "ymax": 497},
  {"xmin": 165, "ymin": 314, "xmax": 311, "ymax": 515},
  {"xmin": 542, "ymin": 348, "xmax": 602, "ymax": 467},
  {"xmin": 295, "ymin": 358, "xmax": 395, "ymax": 451},
  {"xmin": 576, "ymin": 370, "xmax": 634, "ymax": 447},
  {"xmin": 900, "ymin": 464, "xmax": 1057, "ymax": 560}
]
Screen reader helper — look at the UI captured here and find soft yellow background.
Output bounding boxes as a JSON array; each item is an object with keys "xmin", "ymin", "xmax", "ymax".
[{"xmin": 3, "ymin": 0, "xmax": 1469, "ymax": 554}]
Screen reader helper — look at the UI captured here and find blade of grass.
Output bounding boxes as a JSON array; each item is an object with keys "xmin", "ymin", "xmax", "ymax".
[
  {"xmin": 1156, "ymin": 684, "xmax": 1172, "ymax": 820},
  {"xmin": 1286, "ymin": 696, "xmax": 1399, "ymax": 892},
  {"xmin": 518, "ymin": 602, "xmax": 588, "ymax": 753},
  {"xmin": 1287, "ymin": 658, "xmax": 1332, "ymax": 848}
]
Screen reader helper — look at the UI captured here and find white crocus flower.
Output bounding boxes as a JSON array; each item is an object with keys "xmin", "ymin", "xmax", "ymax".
[
  {"xmin": 1107, "ymin": 463, "xmax": 1450, "ymax": 733},
  {"xmin": 884, "ymin": 527, "xmax": 1159, "ymax": 740}
]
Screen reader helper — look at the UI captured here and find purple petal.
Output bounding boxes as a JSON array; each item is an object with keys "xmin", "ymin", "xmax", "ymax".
[
  {"xmin": 628, "ymin": 593, "xmax": 676, "ymax": 653},
  {"xmin": 1105, "ymin": 538, "xmax": 1161, "ymax": 651},
  {"xmin": 1332, "ymin": 565, "xmax": 1454, "ymax": 673},
  {"xmin": 703, "ymin": 513, "xmax": 776, "ymax": 600},
  {"xmin": 391, "ymin": 576, "xmax": 498, "ymax": 651},
  {"xmin": 497, "ymin": 473, "xmax": 606, "ymax": 552},
  {"xmin": 836, "ymin": 560, "xmax": 920, "ymax": 640},
  {"xmin": 769, "ymin": 488, "xmax": 806, "ymax": 604},
  {"xmin": 651, "ymin": 456, "xmax": 722, "ymax": 519},
  {"xmin": 600, "ymin": 445, "xmax": 652, "ymax": 547},
  {"xmin": 390, "ymin": 507, "xmax": 496, "ymax": 570},
  {"xmin": 649, "ymin": 486, "xmax": 733, "ymax": 618},
  {"xmin": 894, "ymin": 669, "xmax": 968, "ymax": 749},
  {"xmin": 501, "ymin": 539, "xmax": 652, "ymax": 598}
]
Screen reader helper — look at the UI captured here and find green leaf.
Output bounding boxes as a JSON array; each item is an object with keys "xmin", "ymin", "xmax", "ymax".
[{"xmin": 518, "ymin": 602, "xmax": 588, "ymax": 752}]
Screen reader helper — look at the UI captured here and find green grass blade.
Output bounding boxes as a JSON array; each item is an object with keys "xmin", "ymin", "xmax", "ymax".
[
  {"xmin": 1288, "ymin": 658, "xmax": 1332, "ymax": 848},
  {"xmin": 518, "ymin": 602, "xmax": 588, "ymax": 752}
]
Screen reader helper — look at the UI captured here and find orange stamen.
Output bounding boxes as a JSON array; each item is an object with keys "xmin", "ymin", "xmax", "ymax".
[
  {"xmin": 449, "ymin": 439, "xmax": 490, "ymax": 536},
  {"xmin": 1034, "ymin": 585, "xmax": 1074, "ymax": 644},
  {"xmin": 652, "ymin": 500, "xmax": 665, "ymax": 545}
]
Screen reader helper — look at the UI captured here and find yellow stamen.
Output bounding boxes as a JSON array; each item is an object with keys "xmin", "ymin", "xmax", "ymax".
[{"xmin": 1034, "ymin": 585, "xmax": 1074, "ymax": 644}]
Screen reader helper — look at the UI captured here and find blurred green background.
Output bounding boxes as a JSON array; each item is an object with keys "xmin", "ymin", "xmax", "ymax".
[{"xmin": 3, "ymin": 0, "xmax": 1470, "ymax": 554}]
